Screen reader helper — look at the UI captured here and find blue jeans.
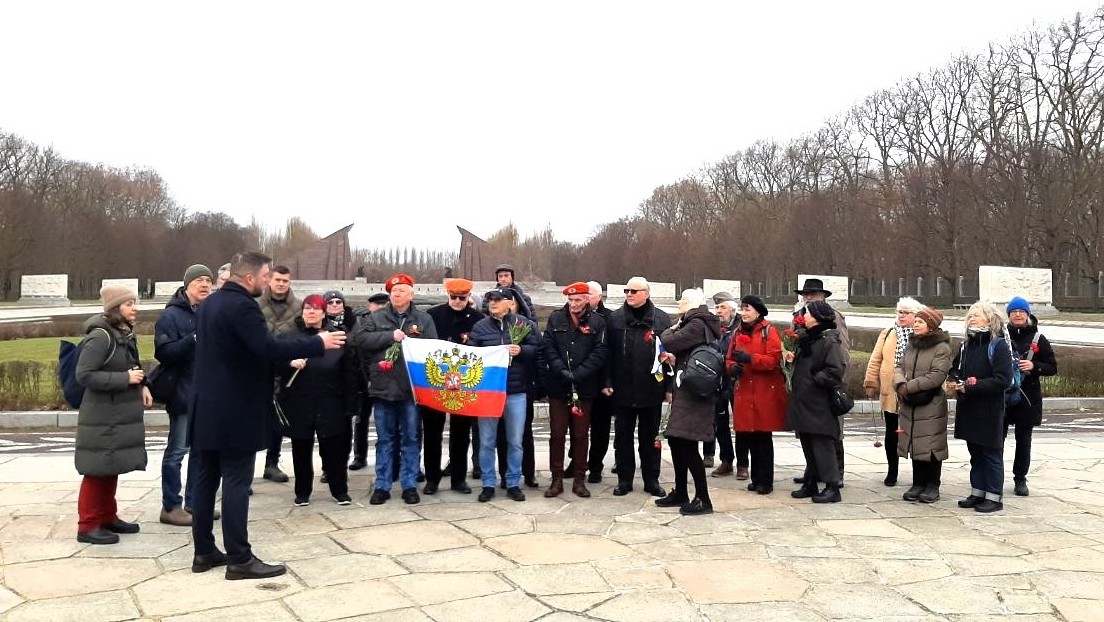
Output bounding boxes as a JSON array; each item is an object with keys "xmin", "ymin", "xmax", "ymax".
[
  {"xmin": 478, "ymin": 393, "xmax": 525, "ymax": 488},
  {"xmin": 374, "ymin": 399, "xmax": 420, "ymax": 491},
  {"xmin": 967, "ymin": 441, "xmax": 1004, "ymax": 501},
  {"xmin": 161, "ymin": 412, "xmax": 196, "ymax": 510}
]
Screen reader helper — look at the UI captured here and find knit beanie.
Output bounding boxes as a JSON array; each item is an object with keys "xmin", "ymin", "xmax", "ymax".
[
  {"xmin": 1006, "ymin": 296, "xmax": 1031, "ymax": 316},
  {"xmin": 916, "ymin": 306, "xmax": 944, "ymax": 331},
  {"xmin": 183, "ymin": 264, "xmax": 214, "ymax": 288},
  {"xmin": 101, "ymin": 284, "xmax": 137, "ymax": 312},
  {"xmin": 805, "ymin": 300, "xmax": 835, "ymax": 324},
  {"xmin": 740, "ymin": 294, "xmax": 768, "ymax": 318}
]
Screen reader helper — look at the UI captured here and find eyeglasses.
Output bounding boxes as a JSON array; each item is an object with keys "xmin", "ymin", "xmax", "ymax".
[
  {"xmin": 896, "ymin": 310, "xmax": 914, "ymax": 315},
  {"xmin": 623, "ymin": 288, "xmax": 644, "ymax": 294},
  {"xmin": 449, "ymin": 295, "xmax": 468, "ymax": 301}
]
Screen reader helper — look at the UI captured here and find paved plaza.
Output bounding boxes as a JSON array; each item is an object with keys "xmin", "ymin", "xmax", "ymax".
[{"xmin": 0, "ymin": 432, "xmax": 1102, "ymax": 622}]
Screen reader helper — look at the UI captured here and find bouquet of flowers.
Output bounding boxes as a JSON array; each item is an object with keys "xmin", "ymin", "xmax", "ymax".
[
  {"xmin": 508, "ymin": 318, "xmax": 532, "ymax": 365},
  {"xmin": 780, "ymin": 328, "xmax": 798, "ymax": 393}
]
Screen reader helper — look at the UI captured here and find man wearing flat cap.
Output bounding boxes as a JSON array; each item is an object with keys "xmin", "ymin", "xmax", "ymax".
[
  {"xmin": 352, "ymin": 274, "xmax": 438, "ymax": 506},
  {"xmin": 422, "ymin": 278, "xmax": 483, "ymax": 494},
  {"xmin": 348, "ymin": 292, "xmax": 391, "ymax": 471},
  {"xmin": 487, "ymin": 264, "xmax": 535, "ymax": 319},
  {"xmin": 540, "ymin": 281, "xmax": 609, "ymax": 498},
  {"xmin": 604, "ymin": 276, "xmax": 672, "ymax": 497}
]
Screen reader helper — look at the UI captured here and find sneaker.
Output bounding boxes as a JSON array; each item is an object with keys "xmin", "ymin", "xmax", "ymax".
[
  {"xmin": 369, "ymin": 490, "xmax": 390, "ymax": 505},
  {"xmin": 293, "ymin": 497, "xmax": 310, "ymax": 507},
  {"xmin": 333, "ymin": 494, "xmax": 352, "ymax": 506},
  {"xmin": 506, "ymin": 486, "xmax": 526, "ymax": 502},
  {"xmin": 160, "ymin": 506, "xmax": 193, "ymax": 526},
  {"xmin": 263, "ymin": 465, "xmax": 289, "ymax": 483}
]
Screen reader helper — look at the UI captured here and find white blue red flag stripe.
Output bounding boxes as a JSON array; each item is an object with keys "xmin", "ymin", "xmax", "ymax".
[{"xmin": 402, "ymin": 338, "xmax": 510, "ymax": 417}]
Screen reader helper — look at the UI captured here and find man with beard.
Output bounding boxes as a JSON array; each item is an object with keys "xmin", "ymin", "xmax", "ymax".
[
  {"xmin": 605, "ymin": 276, "xmax": 671, "ymax": 497},
  {"xmin": 422, "ymin": 278, "xmax": 482, "ymax": 494}
]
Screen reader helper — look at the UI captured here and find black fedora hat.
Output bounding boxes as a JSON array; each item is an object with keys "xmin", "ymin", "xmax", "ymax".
[{"xmin": 795, "ymin": 278, "xmax": 832, "ymax": 297}]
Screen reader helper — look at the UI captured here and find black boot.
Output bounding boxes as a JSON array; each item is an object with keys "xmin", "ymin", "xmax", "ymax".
[
  {"xmin": 902, "ymin": 485, "xmax": 923, "ymax": 502},
  {"xmin": 791, "ymin": 482, "xmax": 818, "ymax": 499},
  {"xmin": 811, "ymin": 484, "xmax": 841, "ymax": 503}
]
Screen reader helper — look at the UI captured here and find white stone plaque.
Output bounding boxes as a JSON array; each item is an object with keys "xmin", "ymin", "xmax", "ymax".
[
  {"xmin": 154, "ymin": 281, "xmax": 183, "ymax": 298},
  {"xmin": 101, "ymin": 278, "xmax": 140, "ymax": 296},
  {"xmin": 796, "ymin": 274, "xmax": 850, "ymax": 306},
  {"xmin": 20, "ymin": 274, "xmax": 68, "ymax": 297},
  {"xmin": 979, "ymin": 266, "xmax": 1056, "ymax": 314},
  {"xmin": 702, "ymin": 279, "xmax": 741, "ymax": 301}
]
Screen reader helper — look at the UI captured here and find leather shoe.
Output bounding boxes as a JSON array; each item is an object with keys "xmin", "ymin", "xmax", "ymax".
[
  {"xmin": 1014, "ymin": 481, "xmax": 1029, "ymax": 497},
  {"xmin": 506, "ymin": 486, "xmax": 526, "ymax": 502},
  {"xmin": 679, "ymin": 498, "xmax": 714, "ymax": 515},
  {"xmin": 102, "ymin": 519, "xmax": 140, "ymax": 534},
  {"xmin": 735, "ymin": 466, "xmax": 749, "ymax": 480},
  {"xmin": 587, "ymin": 471, "xmax": 602, "ymax": 484},
  {"xmin": 974, "ymin": 499, "xmax": 1004, "ymax": 513},
  {"xmin": 811, "ymin": 486, "xmax": 841, "ymax": 504},
  {"xmin": 643, "ymin": 481, "xmax": 666, "ymax": 497},
  {"xmin": 348, "ymin": 457, "xmax": 367, "ymax": 471},
  {"xmin": 793, "ymin": 476, "xmax": 807, "ymax": 484},
  {"xmin": 369, "ymin": 490, "xmax": 391, "ymax": 505},
  {"xmin": 957, "ymin": 495, "xmax": 983, "ymax": 508},
  {"xmin": 192, "ymin": 550, "xmax": 227, "ymax": 573},
  {"xmin": 442, "ymin": 462, "xmax": 453, "ymax": 477},
  {"xmin": 402, "ymin": 487, "xmax": 421, "ymax": 504},
  {"xmin": 702, "ymin": 456, "xmax": 714, "ymax": 468},
  {"xmin": 478, "ymin": 486, "xmax": 495, "ymax": 502},
  {"xmin": 450, "ymin": 482, "xmax": 472, "ymax": 494},
  {"xmin": 416, "ymin": 470, "xmax": 426, "ymax": 483},
  {"xmin": 263, "ymin": 465, "xmax": 289, "ymax": 483},
  {"xmin": 160, "ymin": 507, "xmax": 193, "ymax": 526},
  {"xmin": 655, "ymin": 491, "xmax": 690, "ymax": 507},
  {"xmin": 612, "ymin": 483, "xmax": 633, "ymax": 496},
  {"xmin": 791, "ymin": 484, "xmax": 818, "ymax": 499},
  {"xmin": 711, "ymin": 462, "xmax": 733, "ymax": 477},
  {"xmin": 423, "ymin": 480, "xmax": 439, "ymax": 495},
  {"xmin": 225, "ymin": 556, "xmax": 287, "ymax": 580},
  {"xmin": 77, "ymin": 527, "xmax": 119, "ymax": 545}
]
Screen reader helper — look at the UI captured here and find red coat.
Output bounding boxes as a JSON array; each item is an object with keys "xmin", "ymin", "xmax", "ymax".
[{"xmin": 726, "ymin": 319, "xmax": 788, "ymax": 432}]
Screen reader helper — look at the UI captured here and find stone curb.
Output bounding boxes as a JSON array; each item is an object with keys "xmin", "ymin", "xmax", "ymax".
[{"xmin": 2, "ymin": 397, "xmax": 1103, "ymax": 430}]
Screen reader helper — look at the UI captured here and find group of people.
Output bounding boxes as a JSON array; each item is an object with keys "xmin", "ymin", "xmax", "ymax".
[{"xmin": 68, "ymin": 255, "xmax": 1058, "ymax": 581}]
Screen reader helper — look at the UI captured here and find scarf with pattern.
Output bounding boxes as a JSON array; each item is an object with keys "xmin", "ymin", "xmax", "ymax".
[{"xmin": 893, "ymin": 325, "xmax": 913, "ymax": 367}]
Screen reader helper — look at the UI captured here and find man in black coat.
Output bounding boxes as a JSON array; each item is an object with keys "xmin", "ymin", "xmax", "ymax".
[
  {"xmin": 189, "ymin": 251, "xmax": 346, "ymax": 580},
  {"xmin": 604, "ymin": 276, "xmax": 671, "ymax": 497},
  {"xmin": 581, "ymin": 280, "xmax": 616, "ymax": 482}
]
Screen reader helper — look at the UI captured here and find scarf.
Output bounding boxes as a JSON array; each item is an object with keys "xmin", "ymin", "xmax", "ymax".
[{"xmin": 892, "ymin": 325, "xmax": 913, "ymax": 367}]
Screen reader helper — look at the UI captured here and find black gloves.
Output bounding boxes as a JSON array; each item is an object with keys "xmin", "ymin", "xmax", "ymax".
[
  {"xmin": 734, "ymin": 351, "xmax": 752, "ymax": 364},
  {"xmin": 560, "ymin": 369, "xmax": 575, "ymax": 384},
  {"xmin": 727, "ymin": 362, "xmax": 744, "ymax": 379}
]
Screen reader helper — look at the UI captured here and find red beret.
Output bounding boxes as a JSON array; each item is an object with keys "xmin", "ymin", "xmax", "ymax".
[
  {"xmin": 562, "ymin": 281, "xmax": 590, "ymax": 296},
  {"xmin": 444, "ymin": 278, "xmax": 474, "ymax": 295},
  {"xmin": 386, "ymin": 273, "xmax": 415, "ymax": 292}
]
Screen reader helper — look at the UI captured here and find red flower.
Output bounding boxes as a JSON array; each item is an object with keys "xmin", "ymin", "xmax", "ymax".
[
  {"xmin": 644, "ymin": 329, "xmax": 654, "ymax": 343},
  {"xmin": 736, "ymin": 333, "xmax": 752, "ymax": 344},
  {"xmin": 571, "ymin": 405, "xmax": 583, "ymax": 417},
  {"xmin": 793, "ymin": 315, "xmax": 806, "ymax": 326},
  {"xmin": 579, "ymin": 325, "xmax": 592, "ymax": 335},
  {"xmin": 378, "ymin": 360, "xmax": 394, "ymax": 372},
  {"xmin": 1030, "ymin": 343, "xmax": 1040, "ymax": 353},
  {"xmin": 873, "ymin": 440, "xmax": 883, "ymax": 448},
  {"xmin": 895, "ymin": 428, "xmax": 905, "ymax": 435},
  {"xmin": 653, "ymin": 440, "xmax": 662, "ymax": 450}
]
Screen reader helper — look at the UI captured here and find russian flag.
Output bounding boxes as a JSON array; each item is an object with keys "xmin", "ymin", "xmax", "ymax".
[{"xmin": 402, "ymin": 338, "xmax": 510, "ymax": 417}]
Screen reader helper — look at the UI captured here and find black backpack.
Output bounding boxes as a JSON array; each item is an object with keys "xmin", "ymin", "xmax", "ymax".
[
  {"xmin": 680, "ymin": 345, "xmax": 726, "ymax": 398},
  {"xmin": 57, "ymin": 328, "xmax": 115, "ymax": 409}
]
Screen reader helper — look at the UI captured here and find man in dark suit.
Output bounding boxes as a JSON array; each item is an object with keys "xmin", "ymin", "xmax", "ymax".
[{"xmin": 189, "ymin": 251, "xmax": 346, "ymax": 580}]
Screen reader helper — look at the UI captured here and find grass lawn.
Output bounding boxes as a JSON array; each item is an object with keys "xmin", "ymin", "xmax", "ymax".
[{"xmin": 0, "ymin": 336, "xmax": 156, "ymax": 363}]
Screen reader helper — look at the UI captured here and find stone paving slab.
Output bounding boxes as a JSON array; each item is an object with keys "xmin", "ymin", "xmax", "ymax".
[{"xmin": 0, "ymin": 433, "xmax": 1103, "ymax": 620}]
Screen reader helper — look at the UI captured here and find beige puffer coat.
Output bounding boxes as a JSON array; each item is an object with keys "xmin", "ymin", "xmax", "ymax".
[
  {"xmin": 893, "ymin": 330, "xmax": 952, "ymax": 461},
  {"xmin": 863, "ymin": 326, "xmax": 900, "ymax": 414}
]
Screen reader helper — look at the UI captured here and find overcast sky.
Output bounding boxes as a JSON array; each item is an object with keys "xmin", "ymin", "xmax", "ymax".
[{"xmin": 2, "ymin": 1, "xmax": 1099, "ymax": 252}]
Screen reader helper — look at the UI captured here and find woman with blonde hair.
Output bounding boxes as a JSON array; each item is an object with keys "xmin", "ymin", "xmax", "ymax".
[
  {"xmin": 863, "ymin": 296, "xmax": 922, "ymax": 486},
  {"xmin": 948, "ymin": 301, "xmax": 1013, "ymax": 513}
]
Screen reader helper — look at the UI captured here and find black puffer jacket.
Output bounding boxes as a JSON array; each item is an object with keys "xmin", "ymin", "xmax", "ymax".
[
  {"xmin": 541, "ymin": 304, "xmax": 609, "ymax": 399},
  {"xmin": 784, "ymin": 322, "xmax": 846, "ymax": 439},
  {"xmin": 276, "ymin": 317, "xmax": 360, "ymax": 440},
  {"xmin": 1005, "ymin": 317, "xmax": 1057, "ymax": 427},
  {"xmin": 605, "ymin": 300, "xmax": 673, "ymax": 408},
  {"xmin": 153, "ymin": 287, "xmax": 199, "ymax": 416},
  {"xmin": 952, "ymin": 330, "xmax": 1013, "ymax": 448}
]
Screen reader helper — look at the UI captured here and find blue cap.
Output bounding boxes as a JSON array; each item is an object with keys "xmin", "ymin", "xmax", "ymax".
[{"xmin": 1006, "ymin": 296, "xmax": 1031, "ymax": 316}]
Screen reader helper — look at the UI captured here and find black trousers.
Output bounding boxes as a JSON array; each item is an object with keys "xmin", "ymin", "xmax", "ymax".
[
  {"xmin": 799, "ymin": 432, "xmax": 841, "ymax": 487},
  {"xmin": 291, "ymin": 431, "xmax": 351, "ymax": 499},
  {"xmin": 883, "ymin": 410, "xmax": 899, "ymax": 476},
  {"xmin": 587, "ymin": 393, "xmax": 615, "ymax": 475},
  {"xmin": 265, "ymin": 425, "xmax": 282, "ymax": 468},
  {"xmin": 422, "ymin": 407, "xmax": 476, "ymax": 486},
  {"xmin": 733, "ymin": 432, "xmax": 751, "ymax": 468},
  {"xmin": 191, "ymin": 449, "xmax": 255, "ymax": 564},
  {"xmin": 911, "ymin": 457, "xmax": 942, "ymax": 486},
  {"xmin": 614, "ymin": 404, "xmax": 662, "ymax": 485},
  {"xmin": 497, "ymin": 396, "xmax": 535, "ymax": 481},
  {"xmin": 835, "ymin": 418, "xmax": 846, "ymax": 476},
  {"xmin": 704, "ymin": 403, "xmax": 736, "ymax": 464},
  {"xmin": 351, "ymin": 396, "xmax": 373, "ymax": 461},
  {"xmin": 668, "ymin": 436, "xmax": 710, "ymax": 504},
  {"xmin": 1003, "ymin": 422, "xmax": 1033, "ymax": 482},
  {"xmin": 746, "ymin": 431, "xmax": 775, "ymax": 488}
]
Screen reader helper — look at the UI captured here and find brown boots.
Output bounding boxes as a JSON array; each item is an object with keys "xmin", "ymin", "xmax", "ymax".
[
  {"xmin": 544, "ymin": 477, "xmax": 564, "ymax": 498},
  {"xmin": 572, "ymin": 474, "xmax": 591, "ymax": 497}
]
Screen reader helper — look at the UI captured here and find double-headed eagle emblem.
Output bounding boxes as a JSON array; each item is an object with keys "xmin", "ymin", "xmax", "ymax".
[{"xmin": 425, "ymin": 347, "xmax": 484, "ymax": 412}]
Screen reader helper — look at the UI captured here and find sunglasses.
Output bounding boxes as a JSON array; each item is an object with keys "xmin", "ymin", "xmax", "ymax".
[
  {"xmin": 623, "ymin": 288, "xmax": 644, "ymax": 294},
  {"xmin": 449, "ymin": 295, "xmax": 468, "ymax": 301},
  {"xmin": 326, "ymin": 299, "xmax": 343, "ymax": 305}
]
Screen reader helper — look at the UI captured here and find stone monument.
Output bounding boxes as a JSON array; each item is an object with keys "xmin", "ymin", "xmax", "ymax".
[
  {"xmin": 702, "ymin": 279, "xmax": 741, "ymax": 301},
  {"xmin": 18, "ymin": 274, "xmax": 70, "ymax": 307},
  {"xmin": 978, "ymin": 266, "xmax": 1057, "ymax": 315}
]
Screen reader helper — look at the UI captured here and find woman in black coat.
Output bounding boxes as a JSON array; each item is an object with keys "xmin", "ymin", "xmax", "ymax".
[
  {"xmin": 785, "ymin": 301, "xmax": 846, "ymax": 504},
  {"xmin": 948, "ymin": 301, "xmax": 1014, "ymax": 514},
  {"xmin": 1002, "ymin": 297, "xmax": 1057, "ymax": 497},
  {"xmin": 277, "ymin": 295, "xmax": 360, "ymax": 506}
]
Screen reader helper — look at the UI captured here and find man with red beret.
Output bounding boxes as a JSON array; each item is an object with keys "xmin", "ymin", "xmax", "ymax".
[
  {"xmin": 541, "ymin": 282, "xmax": 608, "ymax": 498},
  {"xmin": 352, "ymin": 274, "xmax": 437, "ymax": 505},
  {"xmin": 422, "ymin": 278, "xmax": 482, "ymax": 494}
]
